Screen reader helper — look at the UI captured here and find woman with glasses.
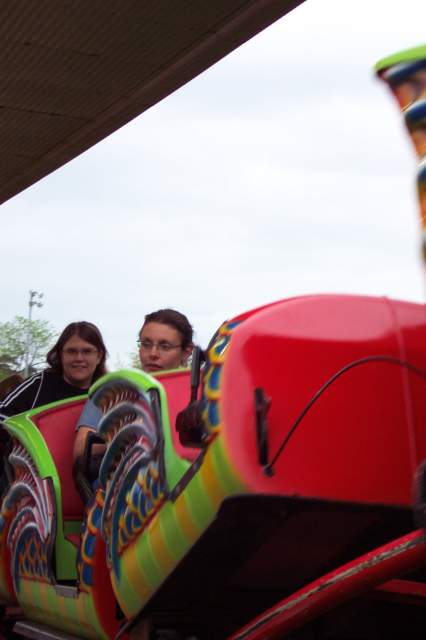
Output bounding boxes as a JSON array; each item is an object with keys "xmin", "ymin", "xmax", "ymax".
[
  {"xmin": 138, "ymin": 308, "xmax": 193, "ymax": 372},
  {"xmin": 0, "ymin": 321, "xmax": 107, "ymax": 417}
]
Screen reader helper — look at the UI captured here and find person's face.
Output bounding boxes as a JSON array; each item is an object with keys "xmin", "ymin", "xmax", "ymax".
[
  {"xmin": 139, "ymin": 322, "xmax": 192, "ymax": 373},
  {"xmin": 61, "ymin": 334, "xmax": 102, "ymax": 389}
]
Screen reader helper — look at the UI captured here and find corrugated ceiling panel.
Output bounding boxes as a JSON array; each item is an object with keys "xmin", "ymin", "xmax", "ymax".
[{"xmin": 0, "ymin": 0, "xmax": 304, "ymax": 204}]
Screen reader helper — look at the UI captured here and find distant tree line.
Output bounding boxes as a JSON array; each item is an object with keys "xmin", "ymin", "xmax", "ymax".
[{"xmin": 0, "ymin": 316, "xmax": 57, "ymax": 381}]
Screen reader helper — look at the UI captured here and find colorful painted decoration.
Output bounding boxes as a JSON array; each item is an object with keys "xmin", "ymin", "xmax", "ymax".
[
  {"xmin": 2, "ymin": 292, "xmax": 426, "ymax": 638},
  {"xmin": 376, "ymin": 45, "xmax": 426, "ymax": 261}
]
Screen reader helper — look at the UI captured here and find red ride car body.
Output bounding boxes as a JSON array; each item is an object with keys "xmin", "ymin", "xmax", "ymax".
[{"xmin": 221, "ymin": 294, "xmax": 426, "ymax": 506}]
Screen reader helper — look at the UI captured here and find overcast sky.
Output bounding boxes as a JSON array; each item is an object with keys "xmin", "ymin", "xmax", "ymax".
[{"xmin": 1, "ymin": 0, "xmax": 425, "ymax": 367}]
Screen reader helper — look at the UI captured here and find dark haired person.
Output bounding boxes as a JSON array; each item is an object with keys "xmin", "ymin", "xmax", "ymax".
[
  {"xmin": 73, "ymin": 309, "xmax": 193, "ymax": 487},
  {"xmin": 0, "ymin": 322, "xmax": 107, "ymax": 417},
  {"xmin": 138, "ymin": 308, "xmax": 193, "ymax": 372},
  {"xmin": 0, "ymin": 373, "xmax": 24, "ymax": 402}
]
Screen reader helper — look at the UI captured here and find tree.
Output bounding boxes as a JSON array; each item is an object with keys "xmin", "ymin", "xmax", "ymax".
[
  {"xmin": 0, "ymin": 316, "xmax": 57, "ymax": 380},
  {"xmin": 128, "ymin": 348, "xmax": 141, "ymax": 370}
]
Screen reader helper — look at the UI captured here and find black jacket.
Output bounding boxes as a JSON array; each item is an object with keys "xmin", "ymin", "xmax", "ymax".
[{"xmin": 0, "ymin": 370, "xmax": 86, "ymax": 418}]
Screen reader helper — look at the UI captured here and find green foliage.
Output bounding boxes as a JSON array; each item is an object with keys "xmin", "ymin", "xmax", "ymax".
[
  {"xmin": 0, "ymin": 316, "xmax": 57, "ymax": 379},
  {"xmin": 128, "ymin": 348, "xmax": 141, "ymax": 370}
]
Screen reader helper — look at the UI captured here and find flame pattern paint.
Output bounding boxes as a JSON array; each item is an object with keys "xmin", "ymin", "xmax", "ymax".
[
  {"xmin": 201, "ymin": 320, "xmax": 241, "ymax": 434},
  {"xmin": 0, "ymin": 439, "xmax": 55, "ymax": 592},
  {"xmin": 377, "ymin": 45, "xmax": 426, "ymax": 261},
  {"xmin": 78, "ymin": 488, "xmax": 104, "ymax": 592},
  {"xmin": 92, "ymin": 378, "xmax": 167, "ymax": 580}
]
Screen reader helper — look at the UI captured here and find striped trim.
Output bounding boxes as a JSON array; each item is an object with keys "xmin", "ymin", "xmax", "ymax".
[{"xmin": 0, "ymin": 372, "xmax": 43, "ymax": 410}]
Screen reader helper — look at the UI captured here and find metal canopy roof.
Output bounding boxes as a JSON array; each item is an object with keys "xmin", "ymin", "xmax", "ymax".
[{"xmin": 0, "ymin": 0, "xmax": 304, "ymax": 205}]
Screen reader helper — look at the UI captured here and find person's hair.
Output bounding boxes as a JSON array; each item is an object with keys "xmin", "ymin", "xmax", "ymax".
[
  {"xmin": 140, "ymin": 309, "xmax": 193, "ymax": 349},
  {"xmin": 0, "ymin": 373, "xmax": 24, "ymax": 401},
  {"xmin": 46, "ymin": 321, "xmax": 108, "ymax": 381}
]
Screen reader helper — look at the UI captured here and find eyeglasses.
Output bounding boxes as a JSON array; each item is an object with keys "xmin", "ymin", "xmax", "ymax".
[
  {"xmin": 138, "ymin": 339, "xmax": 182, "ymax": 353},
  {"xmin": 63, "ymin": 348, "xmax": 99, "ymax": 357}
]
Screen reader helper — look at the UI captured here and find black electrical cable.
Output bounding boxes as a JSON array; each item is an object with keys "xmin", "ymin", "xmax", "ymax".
[{"xmin": 265, "ymin": 355, "xmax": 426, "ymax": 475}]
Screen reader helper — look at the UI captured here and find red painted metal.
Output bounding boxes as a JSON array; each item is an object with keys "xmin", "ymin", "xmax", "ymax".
[
  {"xmin": 220, "ymin": 294, "xmax": 426, "ymax": 506},
  {"xmin": 33, "ymin": 399, "xmax": 86, "ymax": 520},
  {"xmin": 154, "ymin": 369, "xmax": 200, "ymax": 461},
  {"xmin": 9, "ymin": 294, "xmax": 426, "ymax": 637},
  {"xmin": 375, "ymin": 578, "xmax": 426, "ymax": 602},
  {"xmin": 229, "ymin": 529, "xmax": 426, "ymax": 640}
]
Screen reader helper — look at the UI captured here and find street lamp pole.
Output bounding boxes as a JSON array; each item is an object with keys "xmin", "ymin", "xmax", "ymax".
[{"xmin": 24, "ymin": 290, "xmax": 43, "ymax": 377}]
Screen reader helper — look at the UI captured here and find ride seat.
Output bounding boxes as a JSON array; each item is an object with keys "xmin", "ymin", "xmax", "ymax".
[
  {"xmin": 32, "ymin": 398, "xmax": 86, "ymax": 521},
  {"xmin": 31, "ymin": 373, "xmax": 199, "ymax": 523},
  {"xmin": 155, "ymin": 370, "xmax": 199, "ymax": 462}
]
